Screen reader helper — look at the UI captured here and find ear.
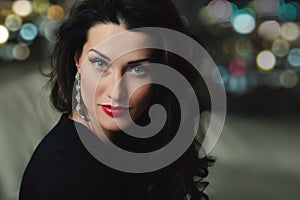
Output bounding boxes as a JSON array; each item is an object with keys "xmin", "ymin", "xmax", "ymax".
[{"xmin": 74, "ymin": 51, "xmax": 81, "ymax": 72}]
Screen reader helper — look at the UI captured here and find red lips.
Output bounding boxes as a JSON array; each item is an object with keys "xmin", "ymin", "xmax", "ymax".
[{"xmin": 101, "ymin": 105, "xmax": 128, "ymax": 117}]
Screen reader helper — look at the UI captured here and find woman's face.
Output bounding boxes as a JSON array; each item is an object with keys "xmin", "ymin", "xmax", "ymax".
[{"xmin": 75, "ymin": 23, "xmax": 153, "ymax": 134}]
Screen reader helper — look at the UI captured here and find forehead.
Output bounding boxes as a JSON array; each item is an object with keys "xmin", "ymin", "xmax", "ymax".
[
  {"xmin": 86, "ymin": 23, "xmax": 126, "ymax": 46},
  {"xmin": 84, "ymin": 23, "xmax": 152, "ymax": 59}
]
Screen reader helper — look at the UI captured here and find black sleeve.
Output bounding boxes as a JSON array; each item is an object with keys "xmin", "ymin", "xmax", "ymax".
[{"xmin": 19, "ymin": 147, "xmax": 75, "ymax": 200}]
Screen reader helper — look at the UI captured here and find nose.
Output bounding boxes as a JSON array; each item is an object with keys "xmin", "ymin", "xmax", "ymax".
[{"xmin": 106, "ymin": 71, "xmax": 127, "ymax": 101}]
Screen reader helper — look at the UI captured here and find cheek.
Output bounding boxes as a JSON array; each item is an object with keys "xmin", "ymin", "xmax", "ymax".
[
  {"xmin": 130, "ymin": 85, "xmax": 153, "ymax": 109},
  {"xmin": 80, "ymin": 67, "xmax": 100, "ymax": 107}
]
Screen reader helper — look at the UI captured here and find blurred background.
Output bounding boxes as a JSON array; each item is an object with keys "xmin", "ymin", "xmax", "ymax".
[{"xmin": 0, "ymin": 0, "xmax": 299, "ymax": 200}]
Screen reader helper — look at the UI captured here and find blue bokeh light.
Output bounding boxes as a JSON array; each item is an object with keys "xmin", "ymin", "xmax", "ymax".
[
  {"xmin": 211, "ymin": 66, "xmax": 230, "ymax": 84},
  {"xmin": 288, "ymin": 48, "xmax": 300, "ymax": 68},
  {"xmin": 277, "ymin": 3, "xmax": 297, "ymax": 21},
  {"xmin": 226, "ymin": 76, "xmax": 248, "ymax": 94},
  {"xmin": 20, "ymin": 23, "xmax": 38, "ymax": 41},
  {"xmin": 231, "ymin": 9, "xmax": 256, "ymax": 34}
]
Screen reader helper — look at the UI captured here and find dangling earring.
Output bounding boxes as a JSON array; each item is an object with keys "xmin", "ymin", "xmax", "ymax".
[{"xmin": 75, "ymin": 72, "xmax": 88, "ymax": 120}]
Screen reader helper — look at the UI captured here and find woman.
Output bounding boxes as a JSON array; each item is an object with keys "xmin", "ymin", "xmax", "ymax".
[{"xmin": 19, "ymin": 0, "xmax": 213, "ymax": 199}]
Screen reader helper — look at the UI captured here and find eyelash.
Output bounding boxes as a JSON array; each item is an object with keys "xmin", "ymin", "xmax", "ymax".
[
  {"xmin": 89, "ymin": 58, "xmax": 148, "ymax": 76},
  {"xmin": 128, "ymin": 65, "xmax": 147, "ymax": 76},
  {"xmin": 89, "ymin": 58, "xmax": 108, "ymax": 70}
]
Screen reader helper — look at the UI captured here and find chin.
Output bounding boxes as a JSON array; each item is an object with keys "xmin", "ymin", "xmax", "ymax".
[{"xmin": 99, "ymin": 120, "xmax": 131, "ymax": 133}]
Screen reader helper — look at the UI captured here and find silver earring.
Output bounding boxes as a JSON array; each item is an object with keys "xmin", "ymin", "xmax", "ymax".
[{"xmin": 75, "ymin": 72, "xmax": 87, "ymax": 120}]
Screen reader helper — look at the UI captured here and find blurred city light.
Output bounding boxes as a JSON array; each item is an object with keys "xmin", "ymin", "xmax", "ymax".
[
  {"xmin": 235, "ymin": 38, "xmax": 253, "ymax": 56},
  {"xmin": 257, "ymin": 50, "xmax": 276, "ymax": 71},
  {"xmin": 0, "ymin": 43, "xmax": 15, "ymax": 61},
  {"xmin": 12, "ymin": 44, "xmax": 30, "ymax": 60},
  {"xmin": 272, "ymin": 39, "xmax": 290, "ymax": 58},
  {"xmin": 229, "ymin": 58, "xmax": 247, "ymax": 77},
  {"xmin": 222, "ymin": 37, "xmax": 236, "ymax": 55},
  {"xmin": 231, "ymin": 9, "xmax": 256, "ymax": 34},
  {"xmin": 288, "ymin": 48, "xmax": 300, "ymax": 68},
  {"xmin": 207, "ymin": 0, "xmax": 233, "ymax": 22},
  {"xmin": 0, "ymin": 0, "xmax": 64, "ymax": 61},
  {"xmin": 12, "ymin": 0, "xmax": 33, "ymax": 17},
  {"xmin": 198, "ymin": 6, "xmax": 217, "ymax": 25},
  {"xmin": 277, "ymin": 3, "xmax": 298, "ymax": 21},
  {"xmin": 33, "ymin": 0, "xmax": 50, "ymax": 13},
  {"xmin": 5, "ymin": 15, "xmax": 23, "ymax": 32},
  {"xmin": 212, "ymin": 66, "xmax": 230, "ymax": 84},
  {"xmin": 258, "ymin": 20, "xmax": 281, "ymax": 41},
  {"xmin": 227, "ymin": 76, "xmax": 248, "ymax": 94},
  {"xmin": 47, "ymin": 5, "xmax": 64, "ymax": 22},
  {"xmin": 254, "ymin": 0, "xmax": 280, "ymax": 16},
  {"xmin": 44, "ymin": 21, "xmax": 58, "ymax": 42},
  {"xmin": 20, "ymin": 23, "xmax": 38, "ymax": 41},
  {"xmin": 279, "ymin": 70, "xmax": 298, "ymax": 88},
  {"xmin": 0, "ymin": 25, "xmax": 10, "ymax": 44},
  {"xmin": 281, "ymin": 22, "xmax": 300, "ymax": 41}
]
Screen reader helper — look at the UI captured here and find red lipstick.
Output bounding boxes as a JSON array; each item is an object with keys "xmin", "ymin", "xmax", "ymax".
[{"xmin": 101, "ymin": 105, "xmax": 128, "ymax": 117}]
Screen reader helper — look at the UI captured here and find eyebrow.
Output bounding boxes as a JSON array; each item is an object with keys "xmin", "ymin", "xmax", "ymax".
[
  {"xmin": 90, "ymin": 49, "xmax": 151, "ymax": 65},
  {"xmin": 127, "ymin": 58, "xmax": 151, "ymax": 65},
  {"xmin": 89, "ymin": 49, "xmax": 111, "ymax": 61}
]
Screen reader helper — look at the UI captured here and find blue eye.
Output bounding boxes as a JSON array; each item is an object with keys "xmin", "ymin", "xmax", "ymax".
[
  {"xmin": 129, "ymin": 65, "xmax": 147, "ymax": 76},
  {"xmin": 89, "ymin": 58, "xmax": 108, "ymax": 69}
]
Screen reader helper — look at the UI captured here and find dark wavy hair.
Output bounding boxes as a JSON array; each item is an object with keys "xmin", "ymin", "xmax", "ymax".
[{"xmin": 49, "ymin": 0, "xmax": 213, "ymax": 199}]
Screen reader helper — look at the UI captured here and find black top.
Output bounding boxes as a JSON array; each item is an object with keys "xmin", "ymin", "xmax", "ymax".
[{"xmin": 19, "ymin": 115, "xmax": 153, "ymax": 200}]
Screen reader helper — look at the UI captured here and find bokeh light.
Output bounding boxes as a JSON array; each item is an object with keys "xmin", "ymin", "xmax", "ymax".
[
  {"xmin": 223, "ymin": 37, "xmax": 236, "ymax": 55},
  {"xmin": 229, "ymin": 58, "xmax": 247, "ymax": 77},
  {"xmin": 207, "ymin": 0, "xmax": 233, "ymax": 22},
  {"xmin": 44, "ymin": 21, "xmax": 58, "ymax": 42},
  {"xmin": 0, "ymin": 25, "xmax": 10, "ymax": 44},
  {"xmin": 12, "ymin": 44, "xmax": 30, "ymax": 60},
  {"xmin": 290, "ymin": 2, "xmax": 300, "ymax": 20},
  {"xmin": 256, "ymin": 50, "xmax": 276, "ymax": 71},
  {"xmin": 287, "ymin": 48, "xmax": 300, "ymax": 68},
  {"xmin": 33, "ymin": 0, "xmax": 50, "ymax": 14},
  {"xmin": 36, "ymin": 17, "xmax": 48, "ymax": 36},
  {"xmin": 227, "ymin": 76, "xmax": 248, "ymax": 94},
  {"xmin": 277, "ymin": 3, "xmax": 298, "ymax": 21},
  {"xmin": 198, "ymin": 6, "xmax": 217, "ymax": 25},
  {"xmin": 235, "ymin": 38, "xmax": 253, "ymax": 56},
  {"xmin": 12, "ymin": 0, "xmax": 33, "ymax": 17},
  {"xmin": 254, "ymin": 0, "xmax": 280, "ymax": 15},
  {"xmin": 0, "ymin": 1, "xmax": 66, "ymax": 62},
  {"xmin": 281, "ymin": 22, "xmax": 300, "ymax": 41},
  {"xmin": 285, "ymin": 61, "xmax": 300, "ymax": 72},
  {"xmin": 231, "ymin": 9, "xmax": 256, "ymax": 34},
  {"xmin": 5, "ymin": 15, "xmax": 22, "ymax": 32},
  {"xmin": 207, "ymin": 0, "xmax": 221, "ymax": 19},
  {"xmin": 258, "ymin": 20, "xmax": 281, "ymax": 41},
  {"xmin": 0, "ymin": 43, "xmax": 15, "ymax": 61},
  {"xmin": 47, "ymin": 5, "xmax": 64, "ymax": 22},
  {"xmin": 211, "ymin": 66, "xmax": 230, "ymax": 84},
  {"xmin": 279, "ymin": 70, "xmax": 298, "ymax": 88},
  {"xmin": 20, "ymin": 23, "xmax": 38, "ymax": 41},
  {"xmin": 272, "ymin": 39, "xmax": 290, "ymax": 57}
]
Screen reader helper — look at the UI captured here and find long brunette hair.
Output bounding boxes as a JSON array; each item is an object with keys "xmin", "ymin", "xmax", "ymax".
[{"xmin": 49, "ymin": 0, "xmax": 213, "ymax": 199}]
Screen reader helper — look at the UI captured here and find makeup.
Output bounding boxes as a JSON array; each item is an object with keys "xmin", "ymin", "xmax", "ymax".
[{"xmin": 101, "ymin": 104, "xmax": 128, "ymax": 117}]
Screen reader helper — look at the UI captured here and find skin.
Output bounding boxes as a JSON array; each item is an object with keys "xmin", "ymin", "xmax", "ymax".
[{"xmin": 71, "ymin": 23, "xmax": 154, "ymax": 139}]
